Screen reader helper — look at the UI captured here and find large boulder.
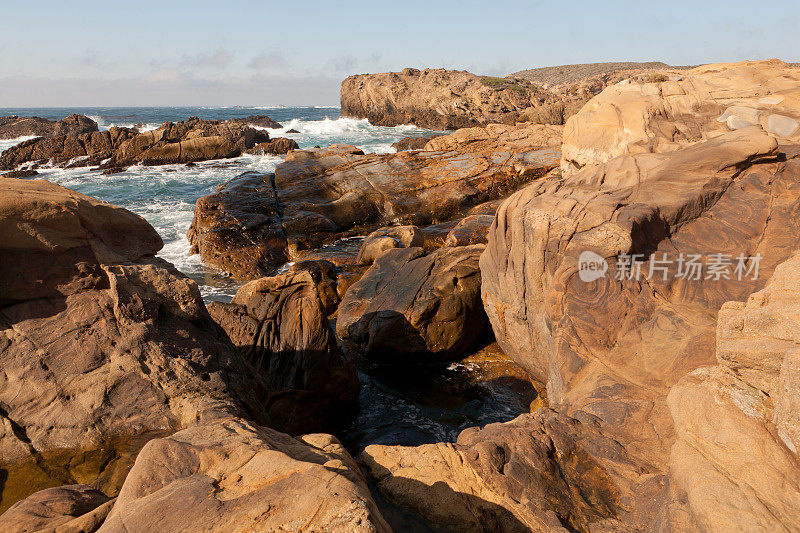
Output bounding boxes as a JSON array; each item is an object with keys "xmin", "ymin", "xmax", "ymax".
[
  {"xmin": 189, "ymin": 127, "xmax": 561, "ymax": 280},
  {"xmin": 356, "ymin": 225, "xmax": 425, "ymax": 265},
  {"xmin": 0, "ymin": 178, "xmax": 270, "ymax": 510},
  {"xmin": 337, "ymin": 245, "xmax": 488, "ymax": 361},
  {"xmin": 0, "ymin": 484, "xmax": 113, "ymax": 533},
  {"xmin": 96, "ymin": 418, "xmax": 390, "ymax": 532},
  {"xmin": 245, "ymin": 137, "xmax": 299, "ymax": 155},
  {"xmin": 561, "ymin": 59, "xmax": 800, "ymax": 174},
  {"xmin": 477, "ymin": 122, "xmax": 800, "ymax": 526},
  {"xmin": 207, "ymin": 266, "xmax": 358, "ymax": 434}
]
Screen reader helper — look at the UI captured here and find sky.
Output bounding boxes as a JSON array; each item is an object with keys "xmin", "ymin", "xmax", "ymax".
[{"xmin": 0, "ymin": 0, "xmax": 798, "ymax": 107}]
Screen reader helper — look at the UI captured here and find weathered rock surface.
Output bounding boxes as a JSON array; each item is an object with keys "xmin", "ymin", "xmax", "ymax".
[
  {"xmin": 96, "ymin": 418, "xmax": 389, "ymax": 533},
  {"xmin": 0, "ymin": 114, "xmax": 97, "ymax": 140},
  {"xmin": 337, "ymin": 245, "xmax": 488, "ymax": 361},
  {"xmin": 189, "ymin": 125, "xmax": 561, "ymax": 280},
  {"xmin": 361, "ymin": 408, "xmax": 649, "ymax": 532},
  {"xmin": 667, "ymin": 253, "xmax": 800, "ymax": 531},
  {"xmin": 244, "ymin": 137, "xmax": 299, "ymax": 155},
  {"xmin": 207, "ymin": 267, "xmax": 358, "ymax": 434},
  {"xmin": 0, "ymin": 484, "xmax": 113, "ymax": 533},
  {"xmin": 561, "ymin": 59, "xmax": 800, "ymax": 174},
  {"xmin": 0, "ymin": 116, "xmax": 282, "ymax": 170},
  {"xmin": 474, "ymin": 122, "xmax": 800, "ymax": 527},
  {"xmin": 226, "ymin": 114, "xmax": 283, "ymax": 129},
  {"xmin": 356, "ymin": 225, "xmax": 425, "ymax": 265},
  {"xmin": 0, "ymin": 178, "xmax": 270, "ymax": 509},
  {"xmin": 341, "ymin": 68, "xmax": 543, "ymax": 129},
  {"xmin": 444, "ymin": 214, "xmax": 495, "ymax": 246},
  {"xmin": 391, "ymin": 135, "xmax": 441, "ymax": 151}
]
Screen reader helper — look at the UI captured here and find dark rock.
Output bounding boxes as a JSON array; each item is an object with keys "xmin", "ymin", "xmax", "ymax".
[
  {"xmin": 2, "ymin": 169, "xmax": 38, "ymax": 178},
  {"xmin": 391, "ymin": 135, "xmax": 441, "ymax": 151},
  {"xmin": 207, "ymin": 268, "xmax": 358, "ymax": 434},
  {"xmin": 245, "ymin": 137, "xmax": 299, "ymax": 155},
  {"xmin": 227, "ymin": 114, "xmax": 283, "ymax": 129},
  {"xmin": 337, "ymin": 245, "xmax": 488, "ymax": 361},
  {"xmin": 0, "ymin": 114, "xmax": 97, "ymax": 140},
  {"xmin": 287, "ymin": 128, "xmax": 301, "ymax": 134}
]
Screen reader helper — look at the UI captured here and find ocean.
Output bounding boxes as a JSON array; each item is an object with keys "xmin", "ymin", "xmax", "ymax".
[{"xmin": 0, "ymin": 107, "xmax": 532, "ymax": 450}]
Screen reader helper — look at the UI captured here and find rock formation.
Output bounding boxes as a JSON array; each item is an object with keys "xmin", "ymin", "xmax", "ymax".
[
  {"xmin": 96, "ymin": 418, "xmax": 390, "ymax": 532},
  {"xmin": 0, "ymin": 177, "xmax": 275, "ymax": 508},
  {"xmin": 355, "ymin": 61, "xmax": 800, "ymax": 530},
  {"xmin": 355, "ymin": 225, "xmax": 425, "ymax": 265},
  {"xmin": 207, "ymin": 266, "xmax": 359, "ymax": 434},
  {"xmin": 188, "ymin": 125, "xmax": 561, "ymax": 280},
  {"xmin": 0, "ymin": 484, "xmax": 114, "ymax": 532},
  {"xmin": 341, "ymin": 68, "xmax": 547, "ymax": 129},
  {"xmin": 0, "ymin": 114, "xmax": 98, "ymax": 140},
  {"xmin": 0, "ymin": 115, "xmax": 294, "ymax": 171},
  {"xmin": 561, "ymin": 59, "xmax": 800, "ymax": 173},
  {"xmin": 337, "ymin": 245, "xmax": 488, "ymax": 361}
]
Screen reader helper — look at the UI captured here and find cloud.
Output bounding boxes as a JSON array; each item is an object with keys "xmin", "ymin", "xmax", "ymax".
[
  {"xmin": 179, "ymin": 49, "xmax": 233, "ymax": 69},
  {"xmin": 0, "ymin": 73, "xmax": 342, "ymax": 107},
  {"xmin": 326, "ymin": 55, "xmax": 359, "ymax": 73},
  {"xmin": 76, "ymin": 50, "xmax": 109, "ymax": 69},
  {"xmin": 248, "ymin": 49, "xmax": 288, "ymax": 70}
]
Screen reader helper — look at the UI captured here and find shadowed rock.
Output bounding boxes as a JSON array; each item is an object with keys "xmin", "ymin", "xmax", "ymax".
[{"xmin": 337, "ymin": 245, "xmax": 488, "ymax": 361}]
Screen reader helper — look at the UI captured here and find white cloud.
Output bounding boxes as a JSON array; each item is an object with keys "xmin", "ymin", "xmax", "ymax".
[
  {"xmin": 179, "ymin": 49, "xmax": 233, "ymax": 69},
  {"xmin": 249, "ymin": 49, "xmax": 288, "ymax": 70}
]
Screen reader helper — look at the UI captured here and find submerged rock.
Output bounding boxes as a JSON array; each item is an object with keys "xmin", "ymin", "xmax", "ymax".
[{"xmin": 337, "ymin": 245, "xmax": 488, "ymax": 361}]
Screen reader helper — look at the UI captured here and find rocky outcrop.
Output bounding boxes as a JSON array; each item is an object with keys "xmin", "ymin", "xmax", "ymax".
[
  {"xmin": 0, "ymin": 116, "xmax": 289, "ymax": 170},
  {"xmin": 0, "ymin": 484, "xmax": 113, "ymax": 533},
  {"xmin": 337, "ymin": 245, "xmax": 488, "ymax": 361},
  {"xmin": 361, "ymin": 408, "xmax": 647, "ymax": 531},
  {"xmin": 245, "ymin": 137, "xmax": 299, "ymax": 155},
  {"xmin": 561, "ymin": 59, "xmax": 800, "ymax": 174},
  {"xmin": 356, "ymin": 225, "xmax": 425, "ymax": 265},
  {"xmin": 391, "ymin": 135, "xmax": 441, "ymax": 151},
  {"xmin": 341, "ymin": 68, "xmax": 549, "ymax": 129},
  {"xmin": 667, "ymin": 253, "xmax": 800, "ymax": 531},
  {"xmin": 189, "ymin": 125, "xmax": 561, "ymax": 280},
  {"xmin": 207, "ymin": 267, "xmax": 358, "ymax": 434},
  {"xmin": 226, "ymin": 114, "xmax": 283, "ymax": 129},
  {"xmin": 98, "ymin": 418, "xmax": 390, "ymax": 533},
  {"xmin": 0, "ymin": 177, "xmax": 273, "ymax": 509},
  {"xmin": 0, "ymin": 114, "xmax": 97, "ymax": 139}
]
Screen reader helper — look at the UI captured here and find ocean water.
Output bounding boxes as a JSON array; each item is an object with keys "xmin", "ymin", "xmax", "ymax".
[{"xmin": 0, "ymin": 106, "xmax": 436, "ymax": 300}]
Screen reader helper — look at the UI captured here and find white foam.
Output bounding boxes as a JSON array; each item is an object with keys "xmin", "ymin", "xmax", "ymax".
[{"xmin": 0, "ymin": 135, "xmax": 38, "ymax": 153}]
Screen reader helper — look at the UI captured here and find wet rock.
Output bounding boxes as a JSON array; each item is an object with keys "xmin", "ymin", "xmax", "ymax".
[
  {"xmin": 187, "ymin": 171, "xmax": 288, "ymax": 280},
  {"xmin": 226, "ymin": 114, "xmax": 282, "ymax": 129},
  {"xmin": 0, "ymin": 177, "xmax": 270, "ymax": 508},
  {"xmin": 356, "ymin": 225, "xmax": 425, "ymax": 265},
  {"xmin": 1, "ymin": 169, "xmax": 38, "ymax": 178},
  {"xmin": 99, "ymin": 418, "xmax": 390, "ymax": 532},
  {"xmin": 337, "ymin": 245, "xmax": 488, "ymax": 361},
  {"xmin": 207, "ymin": 267, "xmax": 358, "ymax": 433},
  {"xmin": 0, "ymin": 484, "xmax": 113, "ymax": 532},
  {"xmin": 286, "ymin": 128, "xmax": 301, "ymax": 133},
  {"xmin": 245, "ymin": 137, "xmax": 299, "ymax": 155}
]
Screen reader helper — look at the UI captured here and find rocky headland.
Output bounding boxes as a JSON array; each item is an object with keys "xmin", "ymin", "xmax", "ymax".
[{"xmin": 2, "ymin": 59, "xmax": 800, "ymax": 532}]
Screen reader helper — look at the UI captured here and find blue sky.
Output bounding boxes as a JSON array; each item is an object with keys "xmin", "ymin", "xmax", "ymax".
[{"xmin": 0, "ymin": 0, "xmax": 797, "ymax": 106}]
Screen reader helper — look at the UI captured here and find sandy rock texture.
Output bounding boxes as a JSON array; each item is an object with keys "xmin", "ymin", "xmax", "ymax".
[{"xmin": 561, "ymin": 59, "xmax": 800, "ymax": 173}]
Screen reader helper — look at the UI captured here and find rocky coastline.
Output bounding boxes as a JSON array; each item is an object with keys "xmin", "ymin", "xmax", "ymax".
[{"xmin": 2, "ymin": 59, "xmax": 800, "ymax": 531}]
